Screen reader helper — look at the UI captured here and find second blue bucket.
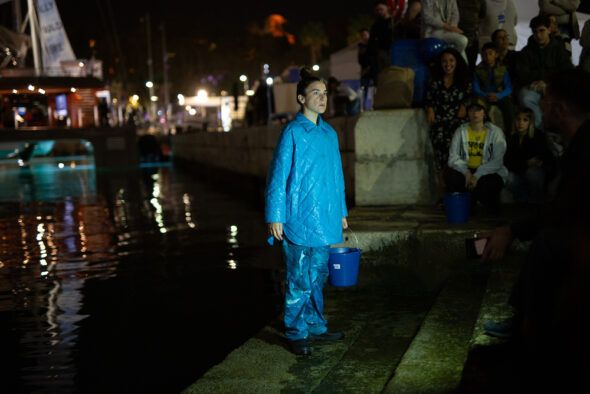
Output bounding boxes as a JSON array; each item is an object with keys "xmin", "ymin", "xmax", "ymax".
[
  {"xmin": 443, "ymin": 192, "xmax": 471, "ymax": 224},
  {"xmin": 328, "ymin": 247, "xmax": 361, "ymax": 287}
]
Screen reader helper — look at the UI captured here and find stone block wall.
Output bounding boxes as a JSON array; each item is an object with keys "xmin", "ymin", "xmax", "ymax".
[
  {"xmin": 171, "ymin": 109, "xmax": 437, "ymax": 206},
  {"xmin": 171, "ymin": 116, "xmax": 357, "ymax": 202},
  {"xmin": 354, "ymin": 109, "xmax": 436, "ymax": 205}
]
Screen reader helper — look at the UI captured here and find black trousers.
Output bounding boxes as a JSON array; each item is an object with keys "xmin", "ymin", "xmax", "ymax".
[{"xmin": 445, "ymin": 168, "xmax": 503, "ymax": 211}]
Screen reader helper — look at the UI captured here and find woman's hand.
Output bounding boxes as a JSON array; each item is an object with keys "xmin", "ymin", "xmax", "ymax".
[
  {"xmin": 342, "ymin": 217, "xmax": 348, "ymax": 230},
  {"xmin": 268, "ymin": 222, "xmax": 283, "ymax": 241}
]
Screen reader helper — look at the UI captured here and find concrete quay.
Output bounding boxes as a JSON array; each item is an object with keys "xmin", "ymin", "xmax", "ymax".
[{"xmin": 181, "ymin": 205, "xmax": 532, "ymax": 393}]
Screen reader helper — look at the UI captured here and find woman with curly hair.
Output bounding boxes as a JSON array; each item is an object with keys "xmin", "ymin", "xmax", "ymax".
[{"xmin": 425, "ymin": 47, "xmax": 472, "ymax": 198}]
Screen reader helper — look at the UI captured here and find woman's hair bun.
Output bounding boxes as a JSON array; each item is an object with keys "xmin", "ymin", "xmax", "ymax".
[{"xmin": 299, "ymin": 67, "xmax": 313, "ymax": 80}]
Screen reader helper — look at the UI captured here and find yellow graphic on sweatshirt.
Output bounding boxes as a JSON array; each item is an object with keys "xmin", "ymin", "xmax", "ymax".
[{"xmin": 467, "ymin": 126, "xmax": 487, "ymax": 169}]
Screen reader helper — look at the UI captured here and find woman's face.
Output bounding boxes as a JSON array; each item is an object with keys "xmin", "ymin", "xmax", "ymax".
[
  {"xmin": 441, "ymin": 53, "xmax": 457, "ymax": 76},
  {"xmin": 515, "ymin": 113, "xmax": 531, "ymax": 133},
  {"xmin": 299, "ymin": 81, "xmax": 327, "ymax": 115}
]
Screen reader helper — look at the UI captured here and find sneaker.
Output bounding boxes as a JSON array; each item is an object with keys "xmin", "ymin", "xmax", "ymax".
[
  {"xmin": 310, "ymin": 331, "xmax": 345, "ymax": 342},
  {"xmin": 289, "ymin": 339, "xmax": 312, "ymax": 356},
  {"xmin": 483, "ymin": 318, "xmax": 513, "ymax": 339}
]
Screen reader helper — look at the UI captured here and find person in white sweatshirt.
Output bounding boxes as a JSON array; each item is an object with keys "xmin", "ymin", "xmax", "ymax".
[{"xmin": 446, "ymin": 96, "xmax": 508, "ymax": 213}]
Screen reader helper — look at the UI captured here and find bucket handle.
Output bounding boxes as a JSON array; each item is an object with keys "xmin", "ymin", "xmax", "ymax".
[{"xmin": 345, "ymin": 226, "xmax": 360, "ymax": 250}]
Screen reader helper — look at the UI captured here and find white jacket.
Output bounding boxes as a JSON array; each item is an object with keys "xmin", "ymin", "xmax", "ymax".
[
  {"xmin": 422, "ymin": 0, "xmax": 461, "ymax": 37},
  {"xmin": 479, "ymin": 0, "xmax": 518, "ymax": 48},
  {"xmin": 448, "ymin": 121, "xmax": 509, "ymax": 182}
]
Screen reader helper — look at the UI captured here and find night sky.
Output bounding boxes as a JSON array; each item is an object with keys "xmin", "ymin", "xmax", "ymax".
[{"xmin": 53, "ymin": 0, "xmax": 373, "ymax": 94}]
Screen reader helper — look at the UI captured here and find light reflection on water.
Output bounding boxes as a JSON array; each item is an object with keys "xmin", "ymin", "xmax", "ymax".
[{"xmin": 0, "ymin": 156, "xmax": 281, "ymax": 393}]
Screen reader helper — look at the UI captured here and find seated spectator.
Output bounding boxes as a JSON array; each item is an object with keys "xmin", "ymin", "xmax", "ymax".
[
  {"xmin": 456, "ymin": 0, "xmax": 486, "ymax": 71},
  {"xmin": 446, "ymin": 97, "xmax": 508, "ymax": 214},
  {"xmin": 492, "ymin": 28, "xmax": 517, "ymax": 79},
  {"xmin": 422, "ymin": 0, "xmax": 468, "ymax": 61},
  {"xmin": 504, "ymin": 108, "xmax": 554, "ymax": 204},
  {"xmin": 395, "ymin": 0, "xmax": 422, "ymax": 39},
  {"xmin": 539, "ymin": 0, "xmax": 581, "ymax": 43},
  {"xmin": 357, "ymin": 28, "xmax": 373, "ymax": 106},
  {"xmin": 473, "ymin": 42, "xmax": 513, "ymax": 131},
  {"xmin": 425, "ymin": 47, "xmax": 472, "ymax": 199},
  {"xmin": 479, "ymin": 0, "xmax": 518, "ymax": 50},
  {"xmin": 368, "ymin": 1, "xmax": 396, "ymax": 84},
  {"xmin": 547, "ymin": 14, "xmax": 571, "ymax": 52},
  {"xmin": 327, "ymin": 77, "xmax": 360, "ymax": 117},
  {"xmin": 515, "ymin": 15, "xmax": 573, "ymax": 129}
]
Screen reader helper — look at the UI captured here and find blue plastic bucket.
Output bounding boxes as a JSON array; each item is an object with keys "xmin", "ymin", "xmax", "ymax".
[
  {"xmin": 328, "ymin": 247, "xmax": 361, "ymax": 287},
  {"xmin": 443, "ymin": 192, "xmax": 471, "ymax": 224}
]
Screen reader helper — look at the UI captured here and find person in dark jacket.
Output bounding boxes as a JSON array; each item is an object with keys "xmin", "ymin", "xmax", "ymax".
[
  {"xmin": 368, "ymin": 1, "xmax": 396, "ymax": 84},
  {"xmin": 504, "ymin": 107, "xmax": 554, "ymax": 203},
  {"xmin": 482, "ymin": 69, "xmax": 590, "ymax": 392},
  {"xmin": 492, "ymin": 28, "xmax": 517, "ymax": 82},
  {"xmin": 515, "ymin": 15, "xmax": 573, "ymax": 129},
  {"xmin": 395, "ymin": 0, "xmax": 423, "ymax": 39},
  {"xmin": 456, "ymin": 0, "xmax": 486, "ymax": 70}
]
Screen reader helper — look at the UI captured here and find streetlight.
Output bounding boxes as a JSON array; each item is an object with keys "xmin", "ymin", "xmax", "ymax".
[
  {"xmin": 239, "ymin": 74, "xmax": 249, "ymax": 92},
  {"xmin": 145, "ymin": 81, "xmax": 156, "ymax": 123},
  {"xmin": 265, "ymin": 74, "xmax": 273, "ymax": 125},
  {"xmin": 312, "ymin": 64, "xmax": 320, "ymax": 71}
]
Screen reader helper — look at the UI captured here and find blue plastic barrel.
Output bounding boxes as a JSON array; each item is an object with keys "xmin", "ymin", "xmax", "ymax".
[
  {"xmin": 328, "ymin": 247, "xmax": 361, "ymax": 287},
  {"xmin": 443, "ymin": 192, "xmax": 471, "ymax": 224},
  {"xmin": 391, "ymin": 39, "xmax": 421, "ymax": 67}
]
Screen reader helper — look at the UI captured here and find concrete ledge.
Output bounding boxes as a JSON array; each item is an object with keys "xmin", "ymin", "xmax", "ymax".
[
  {"xmin": 172, "ymin": 117, "xmax": 357, "ymax": 202},
  {"xmin": 354, "ymin": 109, "xmax": 436, "ymax": 205}
]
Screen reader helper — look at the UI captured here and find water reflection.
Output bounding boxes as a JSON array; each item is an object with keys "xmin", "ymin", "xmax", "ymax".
[{"xmin": 0, "ymin": 155, "xmax": 281, "ymax": 393}]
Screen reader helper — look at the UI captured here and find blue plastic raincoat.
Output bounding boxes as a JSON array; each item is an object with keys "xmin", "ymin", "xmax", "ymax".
[
  {"xmin": 265, "ymin": 112, "xmax": 348, "ymax": 247},
  {"xmin": 265, "ymin": 112, "xmax": 348, "ymax": 341}
]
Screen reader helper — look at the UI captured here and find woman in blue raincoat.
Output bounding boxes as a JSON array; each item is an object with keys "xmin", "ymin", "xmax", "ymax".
[{"xmin": 265, "ymin": 68, "xmax": 348, "ymax": 356}]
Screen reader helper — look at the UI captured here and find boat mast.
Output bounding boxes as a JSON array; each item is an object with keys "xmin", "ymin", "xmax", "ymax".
[{"xmin": 26, "ymin": 0, "xmax": 42, "ymax": 75}]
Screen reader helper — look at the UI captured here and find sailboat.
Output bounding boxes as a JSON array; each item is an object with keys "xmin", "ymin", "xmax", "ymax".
[{"xmin": 0, "ymin": 0, "xmax": 108, "ymax": 162}]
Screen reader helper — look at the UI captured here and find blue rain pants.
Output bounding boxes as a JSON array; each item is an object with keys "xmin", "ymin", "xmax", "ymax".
[{"xmin": 282, "ymin": 238, "xmax": 330, "ymax": 341}]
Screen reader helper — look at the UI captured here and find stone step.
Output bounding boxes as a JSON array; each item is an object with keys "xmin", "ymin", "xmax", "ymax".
[
  {"xmin": 182, "ymin": 274, "xmax": 437, "ymax": 394},
  {"xmin": 181, "ymin": 228, "xmax": 527, "ymax": 393},
  {"xmin": 458, "ymin": 253, "xmax": 524, "ymax": 393},
  {"xmin": 383, "ymin": 261, "xmax": 491, "ymax": 393}
]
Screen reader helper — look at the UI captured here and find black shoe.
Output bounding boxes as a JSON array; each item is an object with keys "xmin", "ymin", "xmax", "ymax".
[
  {"xmin": 310, "ymin": 331, "xmax": 345, "ymax": 342},
  {"xmin": 289, "ymin": 339, "xmax": 312, "ymax": 356}
]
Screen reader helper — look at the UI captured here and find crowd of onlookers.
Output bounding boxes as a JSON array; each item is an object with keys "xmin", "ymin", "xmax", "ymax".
[{"xmin": 357, "ymin": 0, "xmax": 589, "ymax": 213}]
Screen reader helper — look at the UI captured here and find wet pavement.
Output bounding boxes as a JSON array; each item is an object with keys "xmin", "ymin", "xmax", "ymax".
[{"xmin": 183, "ymin": 205, "xmax": 532, "ymax": 393}]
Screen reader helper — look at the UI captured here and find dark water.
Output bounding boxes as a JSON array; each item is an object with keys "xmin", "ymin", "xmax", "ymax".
[{"xmin": 0, "ymin": 157, "xmax": 282, "ymax": 393}]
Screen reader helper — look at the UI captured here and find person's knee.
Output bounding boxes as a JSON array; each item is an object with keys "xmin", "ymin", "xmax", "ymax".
[
  {"xmin": 525, "ymin": 167, "xmax": 545, "ymax": 185},
  {"xmin": 455, "ymin": 34, "xmax": 468, "ymax": 51}
]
